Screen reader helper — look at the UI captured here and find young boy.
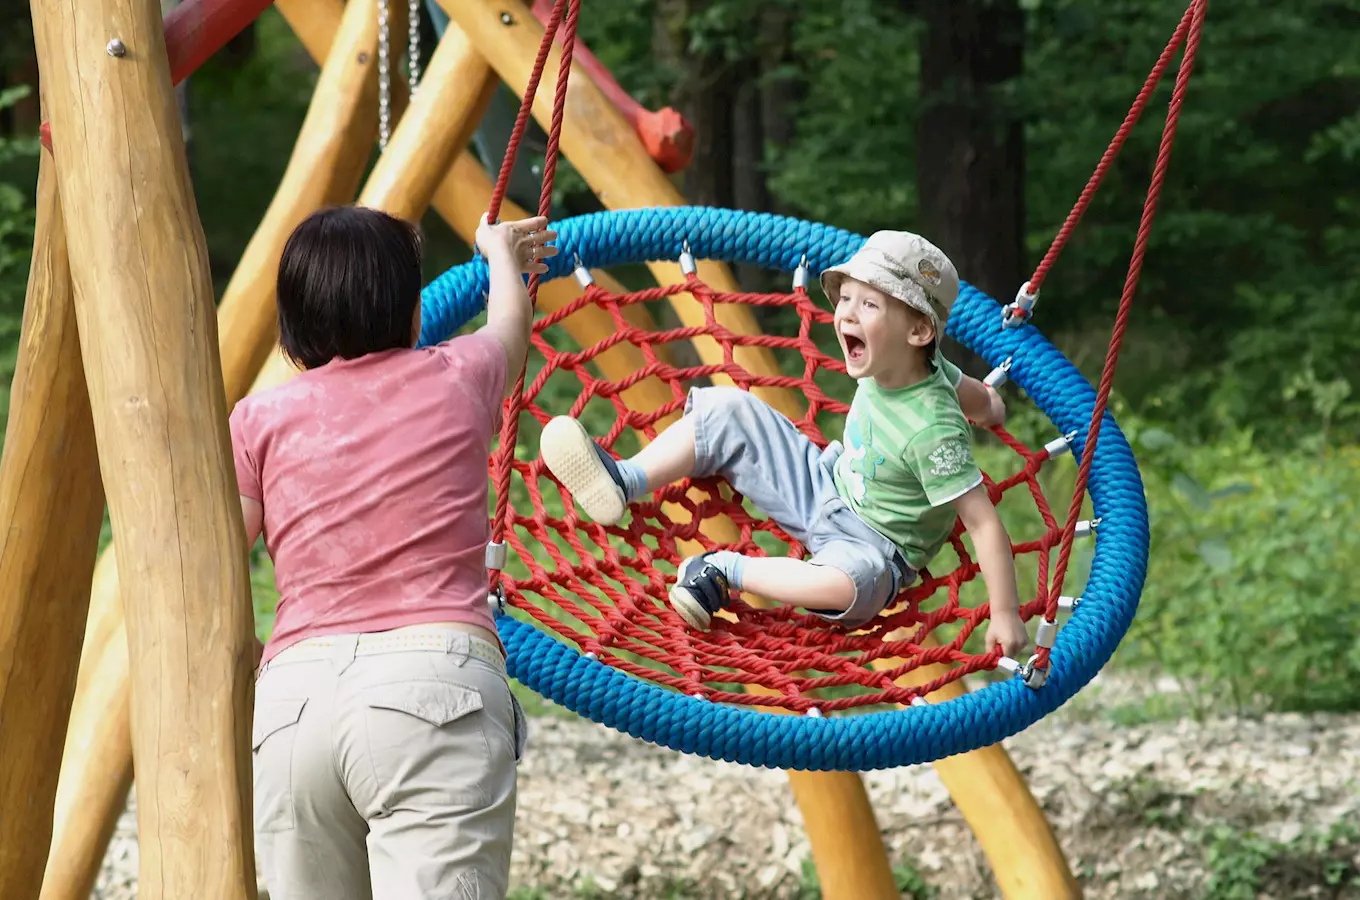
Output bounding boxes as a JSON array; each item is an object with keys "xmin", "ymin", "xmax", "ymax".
[{"xmin": 539, "ymin": 231, "xmax": 1029, "ymax": 658}]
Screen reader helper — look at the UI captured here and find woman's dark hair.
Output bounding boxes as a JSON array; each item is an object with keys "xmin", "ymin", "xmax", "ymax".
[{"xmin": 276, "ymin": 205, "xmax": 424, "ymax": 369}]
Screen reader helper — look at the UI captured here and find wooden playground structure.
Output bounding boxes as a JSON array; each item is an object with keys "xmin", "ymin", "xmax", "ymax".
[{"xmin": 0, "ymin": 0, "xmax": 1084, "ymax": 897}]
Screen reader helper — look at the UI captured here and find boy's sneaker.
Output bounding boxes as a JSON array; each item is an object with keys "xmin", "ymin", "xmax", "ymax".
[
  {"xmin": 668, "ymin": 553, "xmax": 732, "ymax": 632},
  {"xmin": 539, "ymin": 416, "xmax": 627, "ymax": 526}
]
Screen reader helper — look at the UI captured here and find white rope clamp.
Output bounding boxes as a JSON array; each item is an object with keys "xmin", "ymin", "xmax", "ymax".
[
  {"xmin": 1044, "ymin": 429, "xmax": 1080, "ymax": 459},
  {"xmin": 486, "ymin": 541, "xmax": 509, "ymax": 615},
  {"xmin": 792, "ymin": 254, "xmax": 809, "ymax": 291},
  {"xmin": 984, "ymin": 356, "xmax": 1014, "ymax": 389},
  {"xmin": 1035, "ymin": 618, "xmax": 1059, "ymax": 650},
  {"xmin": 1074, "ymin": 518, "xmax": 1101, "ymax": 539},
  {"xmin": 678, "ymin": 239, "xmax": 696, "ymax": 276},
  {"xmin": 572, "ymin": 254, "xmax": 594, "ymax": 288},
  {"xmin": 1002, "ymin": 281, "xmax": 1038, "ymax": 329},
  {"xmin": 1000, "ymin": 653, "xmax": 1051, "ymax": 689},
  {"xmin": 1020, "ymin": 656, "xmax": 1049, "ymax": 689}
]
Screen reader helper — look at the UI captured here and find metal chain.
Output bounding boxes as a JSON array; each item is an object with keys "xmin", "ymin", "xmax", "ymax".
[
  {"xmin": 377, "ymin": 0, "xmax": 391, "ymax": 150},
  {"xmin": 407, "ymin": 0, "xmax": 422, "ymax": 96}
]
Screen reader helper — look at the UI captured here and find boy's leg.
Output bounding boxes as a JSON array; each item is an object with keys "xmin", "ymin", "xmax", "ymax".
[
  {"xmin": 662, "ymin": 387, "xmax": 848, "ymax": 628},
  {"xmin": 540, "ymin": 385, "xmax": 822, "ymax": 531},
  {"xmin": 668, "ymin": 552, "xmax": 857, "ymax": 631},
  {"xmin": 539, "ymin": 415, "xmax": 692, "ymax": 526}
]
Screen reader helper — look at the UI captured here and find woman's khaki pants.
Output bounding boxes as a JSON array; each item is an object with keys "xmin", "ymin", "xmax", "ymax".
[{"xmin": 252, "ymin": 626, "xmax": 525, "ymax": 900}]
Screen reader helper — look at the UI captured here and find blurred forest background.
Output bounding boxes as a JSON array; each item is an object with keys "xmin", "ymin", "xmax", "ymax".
[{"xmin": 1, "ymin": 0, "xmax": 1359, "ymax": 720}]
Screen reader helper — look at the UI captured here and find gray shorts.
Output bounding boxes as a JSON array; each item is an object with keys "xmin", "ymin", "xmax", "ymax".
[{"xmin": 687, "ymin": 386, "xmax": 914, "ymax": 629}]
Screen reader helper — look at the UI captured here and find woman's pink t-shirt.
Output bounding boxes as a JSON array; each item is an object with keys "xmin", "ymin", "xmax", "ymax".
[{"xmin": 230, "ymin": 333, "xmax": 507, "ymax": 665}]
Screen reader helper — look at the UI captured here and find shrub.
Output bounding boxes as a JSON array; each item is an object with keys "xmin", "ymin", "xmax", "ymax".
[{"xmin": 1114, "ymin": 409, "xmax": 1360, "ymax": 715}]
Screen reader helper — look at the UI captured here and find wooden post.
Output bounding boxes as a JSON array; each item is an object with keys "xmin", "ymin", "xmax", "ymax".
[
  {"xmin": 29, "ymin": 0, "xmax": 257, "ymax": 895},
  {"xmin": 217, "ymin": 0, "xmax": 382, "ymax": 400},
  {"xmin": 37, "ymin": 4, "xmax": 385, "ymax": 897},
  {"xmin": 355, "ymin": 29, "xmax": 498, "ymax": 218},
  {"xmin": 432, "ymin": 0, "xmax": 801, "ymax": 420},
  {"xmin": 40, "ymin": 555, "xmax": 134, "ymax": 900},
  {"xmin": 0, "ymin": 142, "xmax": 106, "ymax": 900},
  {"xmin": 876, "ymin": 638, "xmax": 1082, "ymax": 899}
]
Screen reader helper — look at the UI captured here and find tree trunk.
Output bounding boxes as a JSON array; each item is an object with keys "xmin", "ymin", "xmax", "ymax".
[
  {"xmin": 732, "ymin": 70, "xmax": 766, "ymax": 290},
  {"xmin": 756, "ymin": 2, "xmax": 800, "ymax": 216},
  {"xmin": 915, "ymin": 0, "xmax": 1026, "ymax": 368},
  {"xmin": 678, "ymin": 65, "xmax": 736, "ymax": 208}
]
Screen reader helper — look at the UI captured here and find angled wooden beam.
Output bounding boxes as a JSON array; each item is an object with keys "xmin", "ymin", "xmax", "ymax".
[
  {"xmin": 0, "ymin": 129, "xmax": 105, "ymax": 900},
  {"xmin": 433, "ymin": 0, "xmax": 799, "ymax": 423},
  {"xmin": 29, "ymin": 0, "xmax": 257, "ymax": 896},
  {"xmin": 875, "ymin": 639, "xmax": 1081, "ymax": 899},
  {"xmin": 39, "ymin": 554, "xmax": 132, "ymax": 900},
  {"xmin": 216, "ymin": 0, "xmax": 383, "ymax": 401}
]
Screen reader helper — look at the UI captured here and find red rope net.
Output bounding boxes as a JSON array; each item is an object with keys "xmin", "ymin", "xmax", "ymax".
[
  {"xmin": 492, "ymin": 277, "xmax": 1070, "ymax": 712},
  {"xmin": 481, "ymin": 0, "xmax": 1205, "ymax": 710}
]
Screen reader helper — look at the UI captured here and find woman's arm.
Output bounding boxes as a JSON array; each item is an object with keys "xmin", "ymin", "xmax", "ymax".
[
  {"xmin": 241, "ymin": 495, "xmax": 263, "ymax": 547},
  {"xmin": 239, "ymin": 495, "xmax": 265, "ymax": 665},
  {"xmin": 474, "ymin": 214, "xmax": 557, "ymax": 395}
]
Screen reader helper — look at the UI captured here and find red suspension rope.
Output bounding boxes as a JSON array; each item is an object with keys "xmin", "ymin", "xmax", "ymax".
[
  {"xmin": 477, "ymin": 0, "xmax": 1205, "ymax": 693},
  {"xmin": 1033, "ymin": 0, "xmax": 1207, "ymax": 672},
  {"xmin": 1023, "ymin": 0, "xmax": 1200, "ymax": 296},
  {"xmin": 486, "ymin": 0, "xmax": 582, "ymax": 595}
]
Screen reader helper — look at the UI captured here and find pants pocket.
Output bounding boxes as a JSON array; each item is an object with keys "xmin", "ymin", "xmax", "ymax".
[
  {"xmin": 252, "ymin": 697, "xmax": 308, "ymax": 834},
  {"xmin": 362, "ymin": 679, "xmax": 491, "ymax": 811},
  {"xmin": 510, "ymin": 692, "xmax": 527, "ymax": 763}
]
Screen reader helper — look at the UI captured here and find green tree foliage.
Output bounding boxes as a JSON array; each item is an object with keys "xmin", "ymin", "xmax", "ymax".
[
  {"xmin": 0, "ymin": 85, "xmax": 39, "ymax": 433},
  {"xmin": 574, "ymin": 0, "xmax": 1360, "ymax": 445}
]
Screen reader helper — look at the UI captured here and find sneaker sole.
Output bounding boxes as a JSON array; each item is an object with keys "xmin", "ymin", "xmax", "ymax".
[
  {"xmin": 667, "ymin": 585, "xmax": 713, "ymax": 631},
  {"xmin": 539, "ymin": 416, "xmax": 626, "ymax": 526}
]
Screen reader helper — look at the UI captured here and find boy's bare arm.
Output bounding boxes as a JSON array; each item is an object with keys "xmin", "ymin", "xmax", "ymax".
[
  {"xmin": 953, "ymin": 483, "xmax": 1028, "ymax": 657},
  {"xmin": 955, "ymin": 374, "xmax": 1006, "ymax": 427}
]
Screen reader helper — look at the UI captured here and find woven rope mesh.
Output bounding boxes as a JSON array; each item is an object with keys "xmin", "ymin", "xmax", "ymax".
[{"xmin": 492, "ymin": 271, "xmax": 1086, "ymax": 713}]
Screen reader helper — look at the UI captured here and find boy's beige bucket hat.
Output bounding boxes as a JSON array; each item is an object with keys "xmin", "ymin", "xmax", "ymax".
[{"xmin": 820, "ymin": 231, "xmax": 960, "ymax": 332}]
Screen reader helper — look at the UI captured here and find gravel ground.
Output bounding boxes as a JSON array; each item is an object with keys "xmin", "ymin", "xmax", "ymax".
[{"xmin": 93, "ymin": 675, "xmax": 1360, "ymax": 899}]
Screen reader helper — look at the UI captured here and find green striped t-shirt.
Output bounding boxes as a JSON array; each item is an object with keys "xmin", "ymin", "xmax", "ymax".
[{"xmin": 831, "ymin": 358, "xmax": 983, "ymax": 569}]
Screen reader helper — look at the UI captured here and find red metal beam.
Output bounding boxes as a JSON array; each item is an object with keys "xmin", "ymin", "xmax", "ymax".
[
  {"xmin": 529, "ymin": 0, "xmax": 695, "ymax": 174},
  {"xmin": 39, "ymin": 0, "xmax": 274, "ymax": 152},
  {"xmin": 165, "ymin": 0, "xmax": 276, "ymax": 84}
]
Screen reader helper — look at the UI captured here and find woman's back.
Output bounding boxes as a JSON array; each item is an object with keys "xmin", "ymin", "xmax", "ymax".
[{"xmin": 231, "ymin": 333, "xmax": 506, "ymax": 665}]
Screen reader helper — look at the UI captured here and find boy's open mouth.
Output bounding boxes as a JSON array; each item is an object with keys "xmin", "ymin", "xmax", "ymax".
[{"xmin": 844, "ymin": 335, "xmax": 866, "ymax": 363}]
